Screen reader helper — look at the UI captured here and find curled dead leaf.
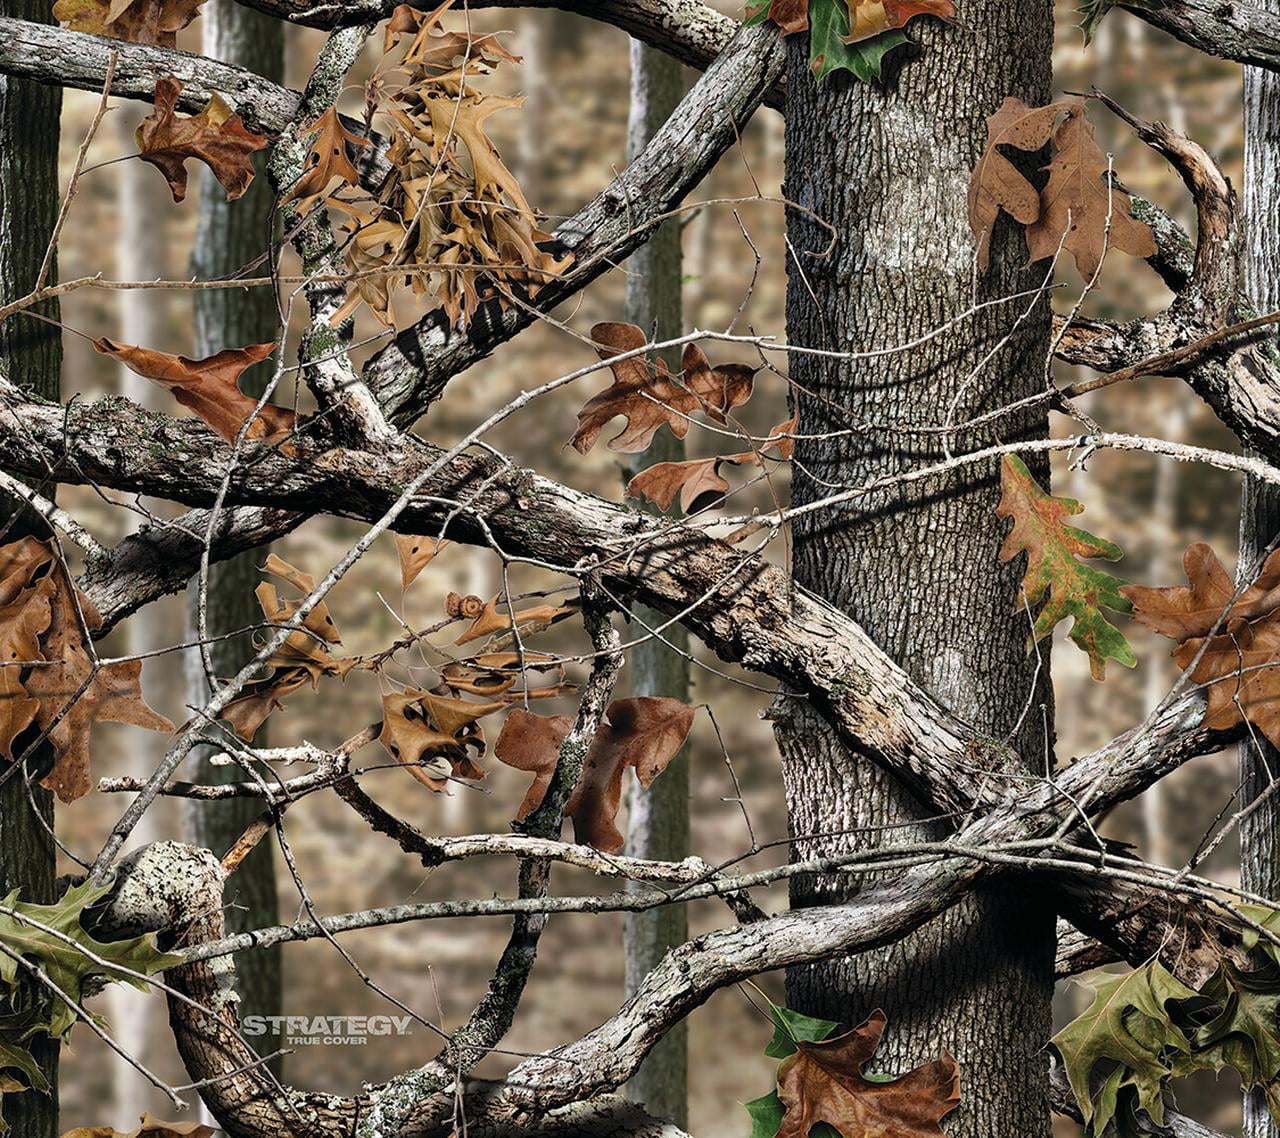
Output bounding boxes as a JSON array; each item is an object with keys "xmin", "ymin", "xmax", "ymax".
[{"xmin": 136, "ymin": 76, "xmax": 269, "ymax": 203}]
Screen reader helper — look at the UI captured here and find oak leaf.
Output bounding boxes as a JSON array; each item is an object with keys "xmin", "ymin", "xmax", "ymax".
[
  {"xmin": 92, "ymin": 339, "xmax": 293, "ymax": 446},
  {"xmin": 61, "ymin": 1115, "xmax": 215, "ymax": 1138},
  {"xmin": 53, "ymin": 0, "xmax": 204, "ymax": 47},
  {"xmin": 627, "ymin": 416, "xmax": 796, "ymax": 513},
  {"xmin": 378, "ymin": 689, "xmax": 503, "ymax": 790},
  {"xmin": 453, "ymin": 594, "xmax": 570, "ymax": 647},
  {"xmin": 494, "ymin": 707, "xmax": 571, "ymax": 821},
  {"xmin": 565, "ymin": 697, "xmax": 694, "ymax": 852},
  {"xmin": 136, "ymin": 77, "xmax": 268, "ymax": 203},
  {"xmin": 24, "ymin": 558, "xmax": 173, "ymax": 803},
  {"xmin": 393, "ymin": 534, "xmax": 450, "ymax": 591},
  {"xmin": 1026, "ymin": 103, "xmax": 1157, "ymax": 279},
  {"xmin": 0, "ymin": 579, "xmax": 53, "ymax": 762},
  {"xmin": 746, "ymin": 0, "xmax": 950, "ymax": 81},
  {"xmin": 1051, "ymin": 962, "xmax": 1197, "ymax": 1131},
  {"xmin": 968, "ymin": 97, "xmax": 1076, "ymax": 272},
  {"xmin": 219, "ymin": 667, "xmax": 310, "ymax": 742},
  {"xmin": 996, "ymin": 454, "xmax": 1135, "ymax": 680},
  {"xmin": 1122, "ymin": 543, "xmax": 1280, "ymax": 642},
  {"xmin": 572, "ymin": 324, "xmax": 757, "ymax": 455},
  {"xmin": 1125, "ymin": 546, "xmax": 1280, "ymax": 750},
  {"xmin": 774, "ymin": 1009, "xmax": 960, "ymax": 1138},
  {"xmin": 968, "ymin": 99, "xmax": 1155, "ymax": 279},
  {"xmin": 284, "ymin": 108, "xmax": 370, "ymax": 212}
]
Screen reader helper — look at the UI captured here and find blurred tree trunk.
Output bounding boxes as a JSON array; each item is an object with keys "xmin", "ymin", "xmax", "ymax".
[
  {"xmin": 1241, "ymin": 11, "xmax": 1280, "ymax": 1135},
  {"xmin": 620, "ymin": 37, "xmax": 688, "ymax": 1131},
  {"xmin": 0, "ymin": 0, "xmax": 61, "ymax": 1133},
  {"xmin": 185, "ymin": 0, "xmax": 285, "ymax": 1078},
  {"xmin": 774, "ymin": 12, "xmax": 1056, "ymax": 1138},
  {"xmin": 517, "ymin": 12, "xmax": 549, "ymax": 206},
  {"xmin": 106, "ymin": 86, "xmax": 174, "ymax": 1129}
]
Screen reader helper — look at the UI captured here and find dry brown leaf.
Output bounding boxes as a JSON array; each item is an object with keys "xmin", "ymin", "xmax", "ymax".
[
  {"xmin": 494, "ymin": 708, "xmax": 572, "ymax": 821},
  {"xmin": 627, "ymin": 415, "xmax": 796, "ymax": 513},
  {"xmin": 572, "ymin": 324, "xmax": 758, "ymax": 455},
  {"xmin": 394, "ymin": 534, "xmax": 450, "ymax": 591},
  {"xmin": 565, "ymin": 697, "xmax": 694, "ymax": 853},
  {"xmin": 968, "ymin": 97, "xmax": 1074, "ymax": 271},
  {"xmin": 969, "ymin": 98, "xmax": 1155, "ymax": 279},
  {"xmin": 1025, "ymin": 104, "xmax": 1157, "ymax": 279},
  {"xmin": 24, "ymin": 560, "xmax": 172, "ymax": 803},
  {"xmin": 453, "ymin": 595, "xmax": 570, "ymax": 647},
  {"xmin": 92, "ymin": 339, "xmax": 292, "ymax": 446},
  {"xmin": 60, "ymin": 1111, "xmax": 216, "ymax": 1138},
  {"xmin": 219, "ymin": 667, "xmax": 310, "ymax": 742},
  {"xmin": 136, "ymin": 76, "xmax": 269, "ymax": 203},
  {"xmin": 628, "ymin": 457, "xmax": 736, "ymax": 514},
  {"xmin": 0, "ymin": 577, "xmax": 53, "ymax": 762},
  {"xmin": 256, "ymin": 553, "xmax": 342, "ymax": 645},
  {"xmin": 53, "ymin": 0, "xmax": 204, "ymax": 46},
  {"xmin": 378, "ymin": 689, "xmax": 504, "ymax": 790},
  {"xmin": 0, "ymin": 538, "xmax": 60, "ymax": 606},
  {"xmin": 1123, "ymin": 545, "xmax": 1280, "ymax": 750},
  {"xmin": 1123, "ymin": 543, "xmax": 1280, "ymax": 642},
  {"xmin": 285, "ymin": 108, "xmax": 370, "ymax": 212},
  {"xmin": 775, "ymin": 1009, "xmax": 960, "ymax": 1138}
]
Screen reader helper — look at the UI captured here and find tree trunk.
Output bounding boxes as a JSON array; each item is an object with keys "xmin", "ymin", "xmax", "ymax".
[
  {"xmin": 1241, "ymin": 12, "xmax": 1280, "ymax": 1134},
  {"xmin": 185, "ymin": 0, "xmax": 284, "ymax": 1079},
  {"xmin": 774, "ymin": 12, "xmax": 1055, "ymax": 1138},
  {"xmin": 620, "ymin": 38, "xmax": 689, "ymax": 1131},
  {"xmin": 0, "ymin": 0, "xmax": 60, "ymax": 1131},
  {"xmin": 106, "ymin": 97, "xmax": 174, "ymax": 1129}
]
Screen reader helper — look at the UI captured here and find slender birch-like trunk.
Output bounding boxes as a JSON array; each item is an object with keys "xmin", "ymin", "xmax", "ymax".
[
  {"xmin": 1241, "ymin": 9, "xmax": 1280, "ymax": 1133},
  {"xmin": 620, "ymin": 36, "xmax": 689, "ymax": 1131}
]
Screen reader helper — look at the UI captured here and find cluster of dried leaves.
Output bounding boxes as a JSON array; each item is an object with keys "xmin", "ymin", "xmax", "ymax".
[
  {"xmin": 572, "ymin": 322, "xmax": 794, "ymax": 515},
  {"xmin": 746, "ymin": 1001, "xmax": 960, "ymax": 1138},
  {"xmin": 747, "ymin": 0, "xmax": 957, "ymax": 81},
  {"xmin": 0, "ymin": 538, "xmax": 171, "ymax": 804},
  {"xmin": 968, "ymin": 97, "xmax": 1156, "ymax": 279},
  {"xmin": 1054, "ymin": 911, "xmax": 1280, "ymax": 1137},
  {"xmin": 294, "ymin": 1, "xmax": 571, "ymax": 329}
]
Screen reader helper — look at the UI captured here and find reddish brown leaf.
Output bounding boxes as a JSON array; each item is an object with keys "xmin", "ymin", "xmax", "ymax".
[
  {"xmin": 1123, "ymin": 543, "xmax": 1280, "ymax": 642},
  {"xmin": 136, "ymin": 77, "xmax": 269, "ymax": 203},
  {"xmin": 776, "ymin": 1009, "xmax": 960, "ymax": 1138},
  {"xmin": 565, "ymin": 697, "xmax": 694, "ymax": 853},
  {"xmin": 843, "ymin": 0, "xmax": 956, "ymax": 42},
  {"xmin": 394, "ymin": 534, "xmax": 450, "ymax": 591},
  {"xmin": 1124, "ymin": 545, "xmax": 1280, "ymax": 750},
  {"xmin": 494, "ymin": 708, "xmax": 572, "ymax": 821},
  {"xmin": 219, "ymin": 667, "xmax": 310, "ymax": 742},
  {"xmin": 0, "ymin": 577, "xmax": 53, "ymax": 762},
  {"xmin": 92, "ymin": 339, "xmax": 293, "ymax": 446},
  {"xmin": 53, "ymin": 0, "xmax": 204, "ymax": 47}
]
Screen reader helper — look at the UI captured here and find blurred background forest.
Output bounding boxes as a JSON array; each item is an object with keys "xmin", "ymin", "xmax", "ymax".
[{"xmin": 39, "ymin": 1, "xmax": 1252, "ymax": 1133}]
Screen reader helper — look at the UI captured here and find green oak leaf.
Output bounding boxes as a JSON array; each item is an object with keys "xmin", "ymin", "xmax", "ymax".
[
  {"xmin": 744, "ymin": 0, "xmax": 910, "ymax": 82},
  {"xmin": 764, "ymin": 1003, "xmax": 840, "ymax": 1058},
  {"xmin": 0, "ymin": 880, "xmax": 180, "ymax": 1042},
  {"xmin": 1078, "ymin": 0, "xmax": 1163, "ymax": 43},
  {"xmin": 744, "ymin": 1090, "xmax": 841, "ymax": 1138},
  {"xmin": 1052, "ymin": 962, "xmax": 1197, "ymax": 1127},
  {"xmin": 996, "ymin": 454, "xmax": 1136, "ymax": 680}
]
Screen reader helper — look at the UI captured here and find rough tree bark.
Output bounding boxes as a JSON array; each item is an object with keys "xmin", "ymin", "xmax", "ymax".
[
  {"xmin": 185, "ymin": 0, "xmax": 284, "ymax": 1077},
  {"xmin": 1241, "ymin": 9, "xmax": 1280, "ymax": 1133},
  {"xmin": 774, "ymin": 9, "xmax": 1055, "ymax": 1137},
  {"xmin": 0, "ymin": 0, "xmax": 60, "ymax": 1133},
  {"xmin": 620, "ymin": 36, "xmax": 689, "ymax": 1130}
]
